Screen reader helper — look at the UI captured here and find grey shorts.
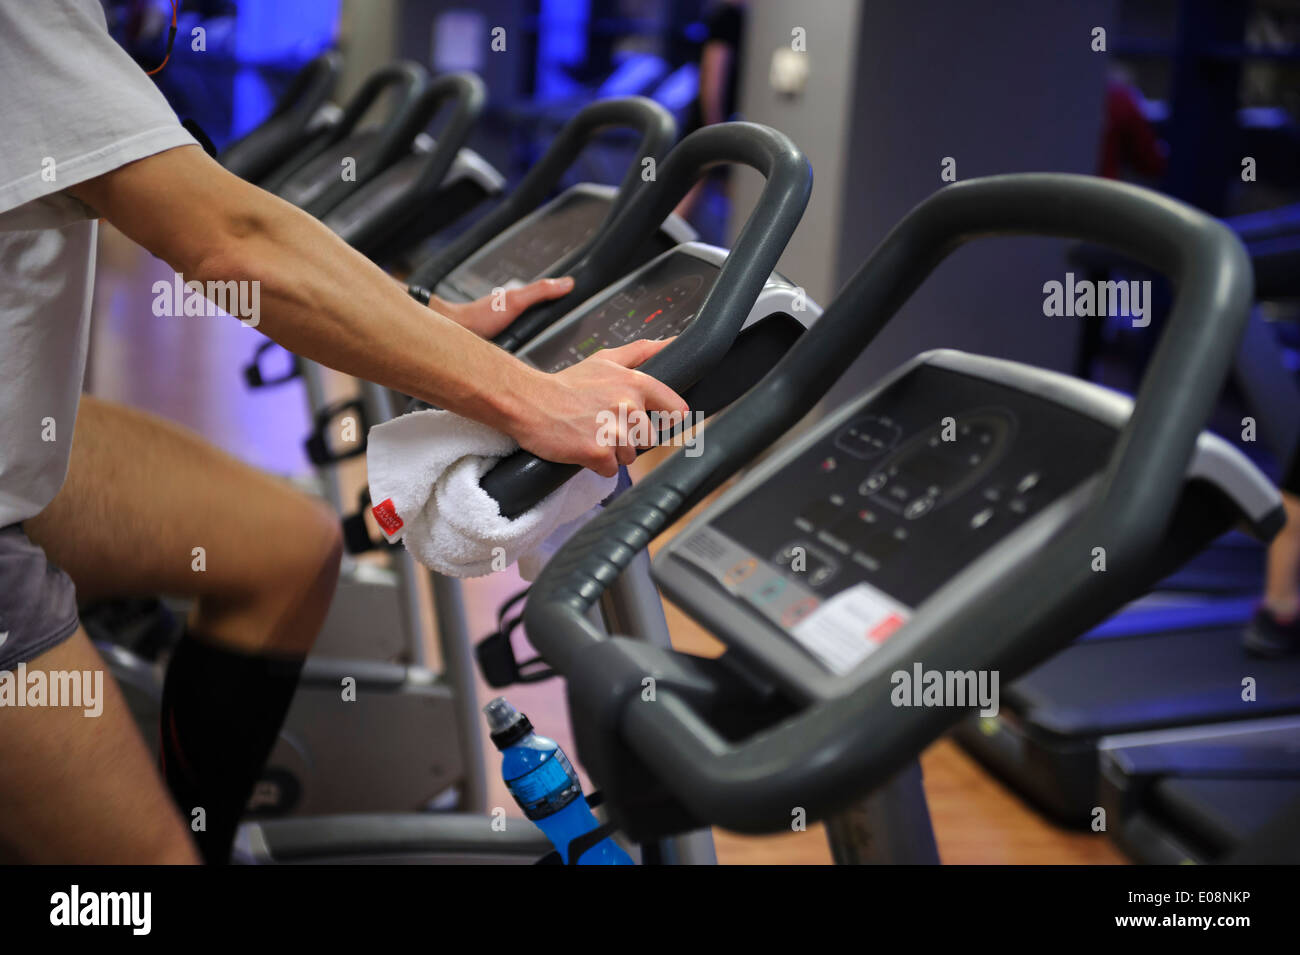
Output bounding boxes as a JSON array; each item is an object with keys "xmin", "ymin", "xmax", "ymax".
[{"xmin": 0, "ymin": 523, "xmax": 80, "ymax": 672}]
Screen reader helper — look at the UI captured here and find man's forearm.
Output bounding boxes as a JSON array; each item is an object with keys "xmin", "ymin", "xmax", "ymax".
[
  {"xmin": 191, "ymin": 191, "xmax": 540, "ymax": 427},
  {"xmin": 69, "ymin": 145, "xmax": 542, "ymax": 432}
]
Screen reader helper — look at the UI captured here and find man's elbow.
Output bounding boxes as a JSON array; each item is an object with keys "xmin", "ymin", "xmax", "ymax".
[{"xmin": 188, "ymin": 202, "xmax": 280, "ymax": 288}]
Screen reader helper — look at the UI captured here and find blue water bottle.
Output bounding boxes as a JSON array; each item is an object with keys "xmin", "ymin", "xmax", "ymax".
[{"xmin": 484, "ymin": 696, "xmax": 633, "ymax": 865}]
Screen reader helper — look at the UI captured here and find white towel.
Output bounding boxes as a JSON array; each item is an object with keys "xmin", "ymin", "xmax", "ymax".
[{"xmin": 366, "ymin": 407, "xmax": 617, "ymax": 579}]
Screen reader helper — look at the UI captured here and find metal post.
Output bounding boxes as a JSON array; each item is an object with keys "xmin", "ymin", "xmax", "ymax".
[
  {"xmin": 823, "ymin": 759, "xmax": 940, "ymax": 864},
  {"xmin": 362, "ymin": 378, "xmax": 487, "ymax": 813},
  {"xmin": 430, "ymin": 571, "xmax": 488, "ymax": 814},
  {"xmin": 302, "ymin": 360, "xmax": 344, "ymax": 512},
  {"xmin": 599, "ymin": 544, "xmax": 719, "ymax": 865}
]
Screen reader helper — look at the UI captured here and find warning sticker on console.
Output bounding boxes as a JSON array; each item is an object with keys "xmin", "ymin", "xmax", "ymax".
[
  {"xmin": 670, "ymin": 525, "xmax": 913, "ymax": 676},
  {"xmin": 791, "ymin": 583, "xmax": 912, "ymax": 675}
]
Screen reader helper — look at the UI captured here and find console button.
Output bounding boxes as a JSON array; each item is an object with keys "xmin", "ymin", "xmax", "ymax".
[
  {"xmin": 886, "ymin": 483, "xmax": 912, "ymax": 504},
  {"xmin": 834, "ymin": 416, "xmax": 901, "ymax": 459},
  {"xmin": 861, "ymin": 472, "xmax": 888, "ymax": 494},
  {"xmin": 1016, "ymin": 471, "xmax": 1040, "ymax": 494},
  {"xmin": 781, "ymin": 597, "xmax": 819, "ymax": 628},
  {"xmin": 833, "ymin": 507, "xmax": 879, "ymax": 534},
  {"xmin": 904, "ymin": 496, "xmax": 934, "ymax": 520},
  {"xmin": 724, "ymin": 558, "xmax": 758, "ymax": 587},
  {"xmin": 754, "ymin": 576, "xmax": 787, "ymax": 603},
  {"xmin": 808, "ymin": 564, "xmax": 836, "ymax": 587},
  {"xmin": 970, "ymin": 508, "xmax": 995, "ymax": 529},
  {"xmin": 774, "ymin": 542, "xmax": 837, "ymax": 588}
]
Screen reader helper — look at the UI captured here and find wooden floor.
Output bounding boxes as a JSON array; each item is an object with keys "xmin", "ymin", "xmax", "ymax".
[{"xmin": 86, "ymin": 227, "xmax": 1125, "ymax": 864}]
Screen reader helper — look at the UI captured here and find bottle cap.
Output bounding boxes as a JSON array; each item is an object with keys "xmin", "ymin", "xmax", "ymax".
[{"xmin": 484, "ymin": 696, "xmax": 534, "ymax": 750}]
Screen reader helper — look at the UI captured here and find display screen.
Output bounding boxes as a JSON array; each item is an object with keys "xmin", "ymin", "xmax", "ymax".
[
  {"xmin": 519, "ymin": 251, "xmax": 720, "ymax": 373},
  {"xmin": 326, "ymin": 152, "xmax": 424, "ymax": 237},
  {"xmin": 664, "ymin": 365, "xmax": 1120, "ymax": 676},
  {"xmin": 454, "ymin": 190, "xmax": 614, "ymax": 297},
  {"xmin": 279, "ymin": 131, "xmax": 380, "ymax": 209}
]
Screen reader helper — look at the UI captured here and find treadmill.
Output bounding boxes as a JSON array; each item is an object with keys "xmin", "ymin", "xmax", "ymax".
[
  {"xmin": 1097, "ymin": 232, "xmax": 1300, "ymax": 860},
  {"xmin": 1099, "ymin": 716, "xmax": 1300, "ymax": 863},
  {"xmin": 218, "ymin": 52, "xmax": 343, "ymax": 185},
  {"xmin": 515, "ymin": 173, "xmax": 1276, "ymax": 864},
  {"xmin": 952, "ymin": 220, "xmax": 1300, "ymax": 828}
]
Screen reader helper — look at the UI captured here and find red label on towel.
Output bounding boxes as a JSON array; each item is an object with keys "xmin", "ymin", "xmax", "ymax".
[{"xmin": 371, "ymin": 498, "xmax": 404, "ymax": 536}]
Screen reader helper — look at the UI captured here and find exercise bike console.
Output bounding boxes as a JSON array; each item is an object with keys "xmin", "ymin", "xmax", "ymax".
[
  {"xmin": 655, "ymin": 350, "xmax": 1281, "ymax": 701},
  {"xmin": 517, "ymin": 241, "xmax": 813, "ymax": 381},
  {"xmin": 437, "ymin": 183, "xmax": 695, "ymax": 303}
]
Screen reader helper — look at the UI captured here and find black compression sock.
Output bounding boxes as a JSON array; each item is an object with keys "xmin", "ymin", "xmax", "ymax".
[{"xmin": 158, "ymin": 631, "xmax": 305, "ymax": 864}]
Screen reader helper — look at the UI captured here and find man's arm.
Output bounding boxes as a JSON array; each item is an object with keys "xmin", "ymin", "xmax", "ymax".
[{"xmin": 68, "ymin": 145, "xmax": 687, "ymax": 476}]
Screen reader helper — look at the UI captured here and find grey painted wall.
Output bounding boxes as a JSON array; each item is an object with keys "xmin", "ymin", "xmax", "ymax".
[
  {"xmin": 338, "ymin": 0, "xmax": 399, "ymax": 99},
  {"xmin": 733, "ymin": 0, "xmax": 1116, "ymax": 408},
  {"xmin": 726, "ymin": 0, "xmax": 866, "ymax": 308}
]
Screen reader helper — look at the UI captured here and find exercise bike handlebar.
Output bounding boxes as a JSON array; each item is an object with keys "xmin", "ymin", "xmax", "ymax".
[
  {"xmin": 523, "ymin": 173, "xmax": 1254, "ymax": 832},
  {"xmin": 408, "ymin": 96, "xmax": 677, "ymax": 290},
  {"xmin": 218, "ymin": 51, "xmax": 343, "ymax": 182},
  {"xmin": 287, "ymin": 62, "xmax": 432, "ymax": 217},
  {"xmin": 479, "ymin": 121, "xmax": 813, "ymax": 518},
  {"xmin": 269, "ymin": 51, "xmax": 343, "ymax": 121},
  {"xmin": 339, "ymin": 71, "xmax": 487, "ymax": 253}
]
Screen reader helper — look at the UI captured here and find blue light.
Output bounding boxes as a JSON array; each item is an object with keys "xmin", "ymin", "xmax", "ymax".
[
  {"xmin": 231, "ymin": 0, "xmax": 340, "ymax": 138},
  {"xmin": 536, "ymin": 0, "xmax": 590, "ymax": 101}
]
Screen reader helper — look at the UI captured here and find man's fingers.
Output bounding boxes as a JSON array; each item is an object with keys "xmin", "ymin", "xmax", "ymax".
[
  {"xmin": 589, "ymin": 448, "xmax": 619, "ymax": 478},
  {"xmin": 599, "ymin": 336, "xmax": 676, "ymax": 369},
  {"xmin": 637, "ymin": 376, "xmax": 689, "ymax": 418},
  {"xmin": 505, "ymin": 276, "xmax": 574, "ymax": 315}
]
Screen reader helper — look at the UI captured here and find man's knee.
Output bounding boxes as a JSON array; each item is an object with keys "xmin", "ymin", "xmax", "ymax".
[
  {"xmin": 260, "ymin": 492, "xmax": 343, "ymax": 621},
  {"xmin": 194, "ymin": 490, "xmax": 343, "ymax": 653},
  {"xmin": 290, "ymin": 495, "xmax": 345, "ymax": 605}
]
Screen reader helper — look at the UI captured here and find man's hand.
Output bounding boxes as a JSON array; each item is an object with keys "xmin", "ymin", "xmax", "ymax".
[
  {"xmin": 430, "ymin": 277, "xmax": 575, "ymax": 339},
  {"xmin": 507, "ymin": 338, "xmax": 689, "ymax": 478}
]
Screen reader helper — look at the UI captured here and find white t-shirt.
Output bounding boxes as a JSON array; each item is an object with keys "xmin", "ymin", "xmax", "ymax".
[{"xmin": 0, "ymin": 0, "xmax": 196, "ymax": 526}]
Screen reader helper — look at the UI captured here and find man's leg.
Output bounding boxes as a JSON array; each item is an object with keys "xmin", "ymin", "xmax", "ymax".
[
  {"xmin": 0, "ymin": 629, "xmax": 199, "ymax": 864},
  {"xmin": 1247, "ymin": 438, "xmax": 1300, "ymax": 656},
  {"xmin": 25, "ymin": 395, "xmax": 344, "ymax": 861},
  {"xmin": 28, "ymin": 396, "xmax": 343, "ymax": 653},
  {"xmin": 1263, "ymin": 492, "xmax": 1300, "ymax": 619}
]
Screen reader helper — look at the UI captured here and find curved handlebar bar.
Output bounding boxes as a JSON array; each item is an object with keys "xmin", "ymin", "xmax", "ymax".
[
  {"xmin": 338, "ymin": 71, "xmax": 486, "ymax": 253},
  {"xmin": 523, "ymin": 173, "xmax": 1254, "ymax": 832},
  {"xmin": 408, "ymin": 96, "xmax": 677, "ymax": 289},
  {"xmin": 264, "ymin": 61, "xmax": 431, "ymax": 215},
  {"xmin": 480, "ymin": 121, "xmax": 813, "ymax": 518},
  {"xmin": 219, "ymin": 52, "xmax": 343, "ymax": 182}
]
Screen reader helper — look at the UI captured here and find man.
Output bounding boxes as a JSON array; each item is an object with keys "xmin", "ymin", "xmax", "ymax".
[{"xmin": 0, "ymin": 0, "xmax": 686, "ymax": 864}]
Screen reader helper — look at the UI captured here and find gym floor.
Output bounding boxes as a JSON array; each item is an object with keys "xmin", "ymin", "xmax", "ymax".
[{"xmin": 88, "ymin": 225, "xmax": 1124, "ymax": 865}]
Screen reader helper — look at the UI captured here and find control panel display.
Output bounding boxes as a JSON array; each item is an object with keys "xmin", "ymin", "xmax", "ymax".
[
  {"xmin": 454, "ymin": 190, "xmax": 614, "ymax": 297},
  {"xmin": 666, "ymin": 364, "xmax": 1118, "ymax": 675},
  {"xmin": 327, "ymin": 152, "xmax": 423, "ymax": 236},
  {"xmin": 280, "ymin": 132, "xmax": 380, "ymax": 209},
  {"xmin": 520, "ymin": 251, "xmax": 721, "ymax": 374}
]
